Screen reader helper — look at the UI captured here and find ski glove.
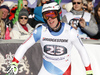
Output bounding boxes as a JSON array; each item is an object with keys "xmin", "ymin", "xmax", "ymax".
[
  {"xmin": 7, "ymin": 62, "xmax": 18, "ymax": 75},
  {"xmin": 86, "ymin": 70, "xmax": 93, "ymax": 75}
]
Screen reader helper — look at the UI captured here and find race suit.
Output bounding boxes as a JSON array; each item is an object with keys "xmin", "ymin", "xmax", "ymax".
[{"xmin": 12, "ymin": 22, "xmax": 91, "ymax": 75}]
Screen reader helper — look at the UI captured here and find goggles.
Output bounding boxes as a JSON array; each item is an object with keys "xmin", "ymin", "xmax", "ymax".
[{"xmin": 43, "ymin": 10, "xmax": 58, "ymax": 20}]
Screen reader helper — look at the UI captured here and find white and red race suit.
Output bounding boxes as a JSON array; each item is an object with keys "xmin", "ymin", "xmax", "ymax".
[{"xmin": 12, "ymin": 22, "xmax": 92, "ymax": 75}]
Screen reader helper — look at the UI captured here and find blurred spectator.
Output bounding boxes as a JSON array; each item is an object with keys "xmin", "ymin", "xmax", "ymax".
[
  {"xmin": 83, "ymin": 0, "xmax": 94, "ymax": 14},
  {"xmin": 10, "ymin": 8, "xmax": 34, "ymax": 40},
  {"xmin": 12, "ymin": 0, "xmax": 34, "ymax": 27},
  {"xmin": 92, "ymin": 2, "xmax": 100, "ymax": 39},
  {"xmin": 29, "ymin": 0, "xmax": 51, "ymax": 28},
  {"xmin": 38, "ymin": 0, "xmax": 51, "ymax": 6},
  {"xmin": 23, "ymin": 0, "xmax": 28, "ymax": 9},
  {"xmin": 95, "ymin": 2, "xmax": 100, "ymax": 24},
  {"xmin": 0, "ymin": 5, "xmax": 13, "ymax": 32},
  {"xmin": 22, "ymin": 0, "xmax": 35, "ymax": 28},
  {"xmin": 0, "ymin": 9, "xmax": 5, "ymax": 39},
  {"xmin": 12, "ymin": 0, "xmax": 24, "ymax": 25},
  {"xmin": 0, "ymin": 0, "xmax": 4, "ymax": 6},
  {"xmin": 28, "ymin": 6, "xmax": 44, "ymax": 28},
  {"xmin": 23, "ymin": 0, "xmax": 34, "ymax": 14},
  {"xmin": 62, "ymin": 0, "xmax": 98, "ymax": 39},
  {"xmin": 37, "ymin": 0, "xmax": 61, "ymax": 6}
]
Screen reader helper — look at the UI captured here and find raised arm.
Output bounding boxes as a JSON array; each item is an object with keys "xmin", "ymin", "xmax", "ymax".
[{"xmin": 80, "ymin": 15, "xmax": 98, "ymax": 36}]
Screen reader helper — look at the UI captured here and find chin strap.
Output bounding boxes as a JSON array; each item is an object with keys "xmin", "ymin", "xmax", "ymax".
[
  {"xmin": 51, "ymin": 22, "xmax": 61, "ymax": 32},
  {"xmin": 53, "ymin": 22, "xmax": 60, "ymax": 28}
]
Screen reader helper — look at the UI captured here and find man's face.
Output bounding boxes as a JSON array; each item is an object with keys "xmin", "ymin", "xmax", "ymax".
[
  {"xmin": 47, "ymin": 18, "xmax": 60, "ymax": 31},
  {"xmin": 43, "ymin": 10, "xmax": 58, "ymax": 30},
  {"xmin": 43, "ymin": 10, "xmax": 60, "ymax": 31},
  {"xmin": 1, "ymin": 8, "xmax": 8, "ymax": 19},
  {"xmin": 98, "ymin": 7, "xmax": 100, "ymax": 17},
  {"xmin": 23, "ymin": 0, "xmax": 28, "ymax": 9},
  {"xmin": 87, "ymin": 2, "xmax": 94, "ymax": 12},
  {"xmin": 19, "ymin": 16, "xmax": 28, "ymax": 25},
  {"xmin": 47, "ymin": 17, "xmax": 59, "ymax": 31},
  {"xmin": 73, "ymin": 0, "xmax": 83, "ymax": 11},
  {"xmin": 0, "ymin": 0, "xmax": 4, "ymax": 6}
]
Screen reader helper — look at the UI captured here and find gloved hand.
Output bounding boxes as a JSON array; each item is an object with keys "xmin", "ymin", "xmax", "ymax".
[
  {"xmin": 86, "ymin": 70, "xmax": 93, "ymax": 75},
  {"xmin": 7, "ymin": 62, "xmax": 18, "ymax": 75}
]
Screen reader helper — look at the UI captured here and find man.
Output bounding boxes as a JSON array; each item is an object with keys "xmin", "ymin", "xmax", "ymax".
[
  {"xmin": 62, "ymin": 0, "xmax": 98, "ymax": 39},
  {"xmin": 83, "ymin": 0, "xmax": 94, "ymax": 13},
  {"xmin": 10, "ymin": 8, "xmax": 33, "ymax": 40},
  {"xmin": 0, "ymin": 5, "xmax": 9, "ymax": 20},
  {"xmin": 0, "ymin": 9, "xmax": 5, "ymax": 39},
  {"xmin": 0, "ymin": 0, "xmax": 4, "ymax": 6},
  {"xmin": 30, "ymin": 0, "xmax": 51, "ymax": 28},
  {"xmin": 23, "ymin": 0, "xmax": 28, "ymax": 9},
  {"xmin": 7, "ymin": 2, "xmax": 93, "ymax": 75},
  {"xmin": 0, "ymin": 5, "xmax": 13, "ymax": 31},
  {"xmin": 12, "ymin": 0, "xmax": 28, "ymax": 24},
  {"xmin": 22, "ymin": 0, "xmax": 34, "ymax": 15}
]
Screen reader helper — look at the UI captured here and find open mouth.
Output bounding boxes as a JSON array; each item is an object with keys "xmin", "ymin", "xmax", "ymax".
[{"xmin": 50, "ymin": 21, "xmax": 54, "ymax": 24}]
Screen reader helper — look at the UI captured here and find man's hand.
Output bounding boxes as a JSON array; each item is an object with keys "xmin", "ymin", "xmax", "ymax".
[
  {"xmin": 79, "ymin": 18, "xmax": 86, "ymax": 28},
  {"xmin": 7, "ymin": 62, "xmax": 18, "ymax": 75},
  {"xmin": 71, "ymin": 21, "xmax": 78, "ymax": 30},
  {"xmin": 86, "ymin": 70, "xmax": 93, "ymax": 75}
]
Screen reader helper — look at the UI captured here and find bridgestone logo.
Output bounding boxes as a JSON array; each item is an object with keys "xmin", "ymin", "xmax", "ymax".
[{"xmin": 43, "ymin": 38, "xmax": 68, "ymax": 42}]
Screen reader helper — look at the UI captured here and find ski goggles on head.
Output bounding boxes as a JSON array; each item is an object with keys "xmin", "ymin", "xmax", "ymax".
[{"xmin": 43, "ymin": 10, "xmax": 58, "ymax": 20}]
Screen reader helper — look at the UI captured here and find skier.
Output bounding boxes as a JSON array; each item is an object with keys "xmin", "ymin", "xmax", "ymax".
[{"xmin": 7, "ymin": 2, "xmax": 93, "ymax": 75}]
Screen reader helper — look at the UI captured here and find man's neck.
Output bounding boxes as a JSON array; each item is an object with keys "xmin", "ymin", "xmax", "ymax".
[
  {"xmin": 71, "ymin": 9, "xmax": 84, "ymax": 15},
  {"xmin": 52, "ymin": 22, "xmax": 61, "ymax": 32}
]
